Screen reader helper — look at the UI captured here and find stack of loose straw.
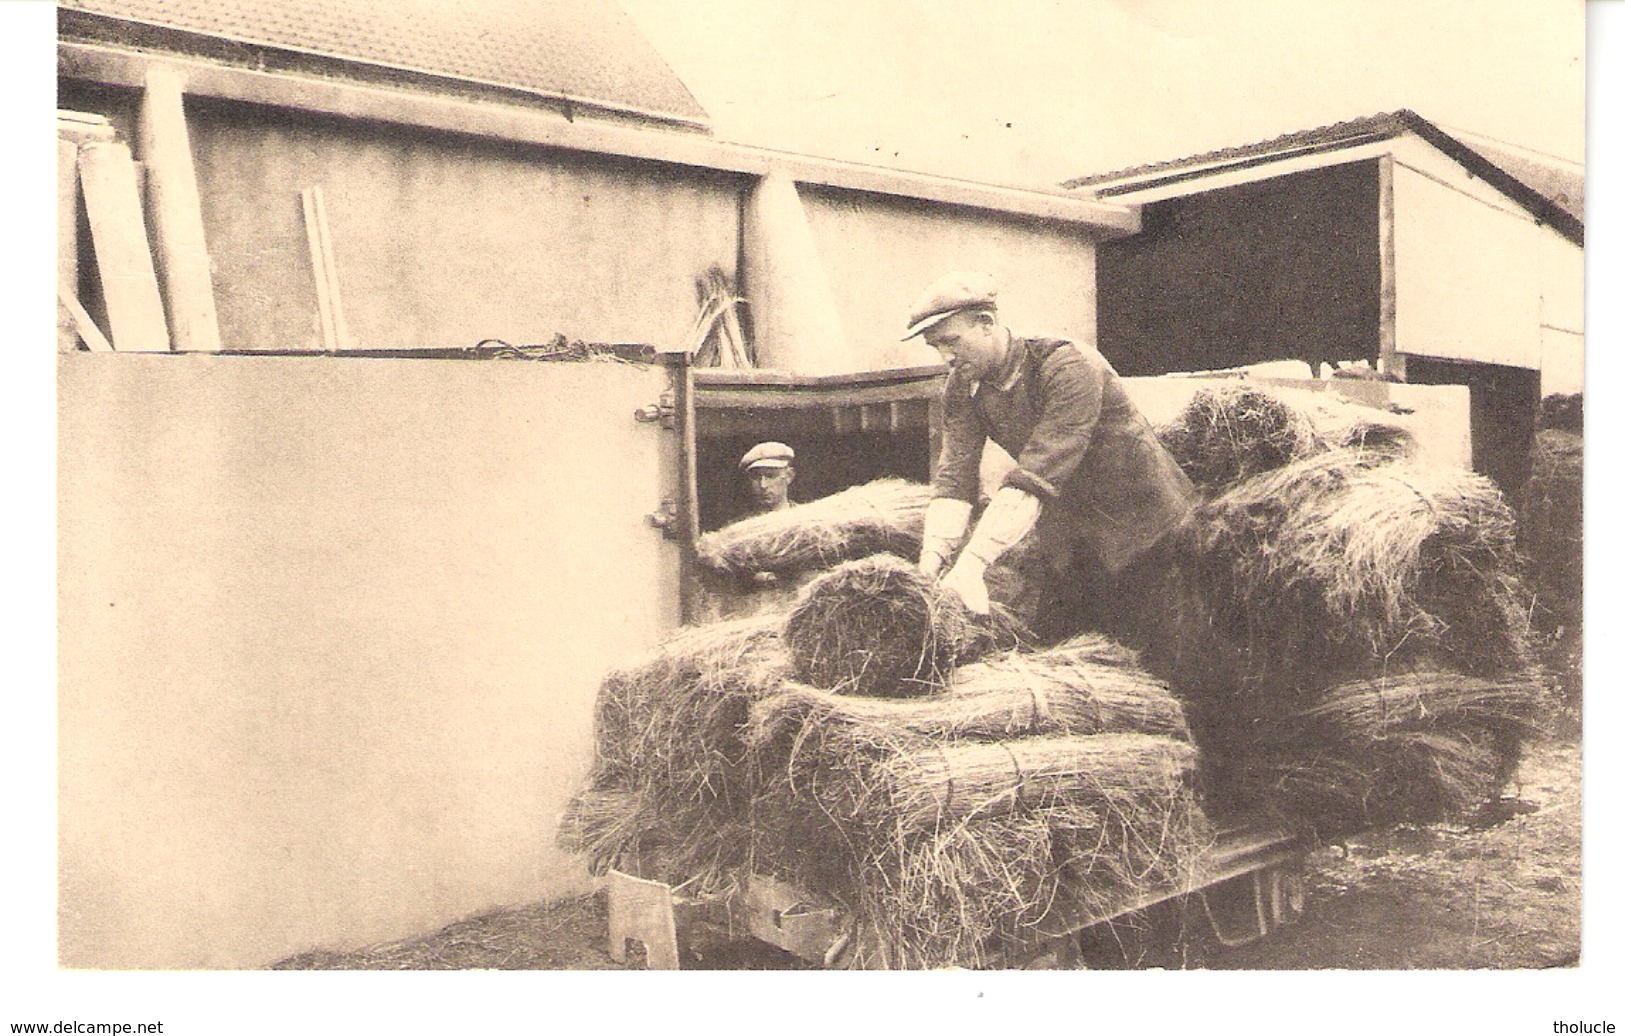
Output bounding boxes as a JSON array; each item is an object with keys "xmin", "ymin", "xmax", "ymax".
[
  {"xmin": 558, "ymin": 613, "xmax": 790, "ymax": 893},
  {"xmin": 1137, "ymin": 387, "xmax": 1545, "ymax": 835},
  {"xmin": 781, "ymin": 554, "xmax": 1029, "ymax": 698},
  {"xmin": 561, "ymin": 564, "xmax": 1212, "ymax": 966},
  {"xmin": 744, "ymin": 633, "xmax": 1209, "ymax": 968},
  {"xmin": 1156, "ymin": 383, "xmax": 1417, "ymax": 496},
  {"xmin": 694, "ymin": 479, "xmax": 932, "ymax": 578}
]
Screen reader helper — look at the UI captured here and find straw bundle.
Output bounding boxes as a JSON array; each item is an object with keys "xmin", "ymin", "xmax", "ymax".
[
  {"xmin": 694, "ymin": 479, "xmax": 932, "ymax": 577},
  {"xmin": 1206, "ymin": 668, "xmax": 1543, "ymax": 835},
  {"xmin": 782, "ymin": 554, "xmax": 1029, "ymax": 698},
  {"xmin": 746, "ymin": 724, "xmax": 1208, "ymax": 968},
  {"xmin": 1521, "ymin": 425, "xmax": 1583, "ymax": 629},
  {"xmin": 1157, "ymin": 386, "xmax": 1322, "ymax": 493},
  {"xmin": 739, "ymin": 628, "xmax": 1208, "ymax": 967},
  {"xmin": 1330, "ymin": 418, "xmax": 1416, "ymax": 457},
  {"xmin": 1175, "ymin": 450, "xmax": 1533, "ymax": 685},
  {"xmin": 877, "ymin": 734, "xmax": 1198, "ymax": 832},
  {"xmin": 948, "ymin": 637, "xmax": 1191, "ymax": 739},
  {"xmin": 565, "ymin": 607, "xmax": 1210, "ymax": 963},
  {"xmin": 589, "ymin": 612, "xmax": 787, "ymax": 791},
  {"xmin": 753, "ymin": 633, "xmax": 1182, "ymax": 740},
  {"xmin": 1274, "ymin": 385, "xmax": 1418, "ymax": 460},
  {"xmin": 559, "ymin": 612, "xmax": 792, "ymax": 889},
  {"xmin": 1297, "ymin": 668, "xmax": 1544, "ymax": 734},
  {"xmin": 876, "ymin": 741, "xmax": 1208, "ymax": 968},
  {"xmin": 1128, "ymin": 446, "xmax": 1542, "ymax": 835}
]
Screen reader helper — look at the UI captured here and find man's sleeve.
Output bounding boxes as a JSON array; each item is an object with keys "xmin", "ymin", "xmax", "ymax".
[
  {"xmin": 1003, "ymin": 345, "xmax": 1102, "ymax": 500},
  {"xmin": 932, "ymin": 376, "xmax": 986, "ymax": 503}
]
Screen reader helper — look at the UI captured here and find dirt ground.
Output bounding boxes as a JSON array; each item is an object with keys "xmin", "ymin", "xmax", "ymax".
[{"xmin": 273, "ymin": 730, "xmax": 1581, "ymax": 972}]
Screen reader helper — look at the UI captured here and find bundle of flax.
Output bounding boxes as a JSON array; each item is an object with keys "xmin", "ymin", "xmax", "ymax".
[
  {"xmin": 1157, "ymin": 385, "xmax": 1323, "ymax": 494},
  {"xmin": 782, "ymin": 553, "xmax": 1029, "ymax": 698},
  {"xmin": 745, "ymin": 723, "xmax": 1208, "ymax": 967},
  {"xmin": 1330, "ymin": 418, "xmax": 1417, "ymax": 457},
  {"xmin": 752, "ymin": 634, "xmax": 1186, "ymax": 742},
  {"xmin": 1205, "ymin": 668, "xmax": 1543, "ymax": 835},
  {"xmin": 1171, "ymin": 449, "xmax": 1533, "ymax": 686},
  {"xmin": 1129, "ymin": 447, "xmax": 1542, "ymax": 835},
  {"xmin": 876, "ymin": 734, "xmax": 1199, "ymax": 831},
  {"xmin": 694, "ymin": 478, "xmax": 932, "ymax": 577},
  {"xmin": 742, "ymin": 634, "xmax": 1209, "ymax": 968},
  {"xmin": 558, "ymin": 612, "xmax": 792, "ymax": 890},
  {"xmin": 1268, "ymin": 384, "xmax": 1418, "ymax": 460}
]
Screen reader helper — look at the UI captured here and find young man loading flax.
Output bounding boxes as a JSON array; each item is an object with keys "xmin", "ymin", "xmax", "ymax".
[
  {"xmin": 738, "ymin": 441, "xmax": 797, "ymax": 515},
  {"xmin": 909, "ymin": 271, "xmax": 1197, "ymax": 642}
]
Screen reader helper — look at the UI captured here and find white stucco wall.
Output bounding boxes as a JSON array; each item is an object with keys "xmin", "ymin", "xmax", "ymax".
[
  {"xmin": 59, "ymin": 353, "xmax": 679, "ymax": 968},
  {"xmin": 187, "ymin": 106, "xmax": 744, "ymax": 353},
  {"xmin": 1391, "ymin": 161, "xmax": 1544, "ymax": 370},
  {"xmin": 1539, "ymin": 230, "xmax": 1585, "ymax": 396},
  {"xmin": 800, "ymin": 186, "xmax": 1099, "ymax": 371}
]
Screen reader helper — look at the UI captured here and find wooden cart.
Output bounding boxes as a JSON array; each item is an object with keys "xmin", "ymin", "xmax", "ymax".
[{"xmin": 602, "ymin": 823, "xmax": 1308, "ymax": 969}]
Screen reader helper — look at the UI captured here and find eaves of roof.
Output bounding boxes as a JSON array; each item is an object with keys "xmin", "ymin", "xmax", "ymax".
[{"xmin": 1067, "ymin": 109, "xmax": 1583, "ymax": 247}]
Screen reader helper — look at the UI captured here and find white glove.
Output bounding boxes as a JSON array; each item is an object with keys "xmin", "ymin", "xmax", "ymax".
[
  {"xmin": 960, "ymin": 487, "xmax": 1041, "ymax": 567},
  {"xmin": 938, "ymin": 557, "xmax": 991, "ymax": 614},
  {"xmin": 938, "ymin": 488, "xmax": 1042, "ymax": 615},
  {"xmin": 919, "ymin": 497, "xmax": 973, "ymax": 579}
]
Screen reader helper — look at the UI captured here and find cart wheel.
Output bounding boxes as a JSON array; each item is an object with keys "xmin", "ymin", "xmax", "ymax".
[
  {"xmin": 1197, "ymin": 872, "xmax": 1270, "ymax": 948},
  {"xmin": 1266, "ymin": 863, "xmax": 1306, "ymax": 927}
]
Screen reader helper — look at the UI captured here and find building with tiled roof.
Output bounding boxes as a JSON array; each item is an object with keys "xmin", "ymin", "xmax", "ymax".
[
  {"xmin": 55, "ymin": 0, "xmax": 1141, "ymax": 972},
  {"xmin": 1067, "ymin": 110, "xmax": 1581, "ymax": 246},
  {"xmin": 59, "ymin": 0, "xmax": 712, "ymax": 128},
  {"xmin": 1066, "ymin": 108, "xmax": 1583, "ymax": 511}
]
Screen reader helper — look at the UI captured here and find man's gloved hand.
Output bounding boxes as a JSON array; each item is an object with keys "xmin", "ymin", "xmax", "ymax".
[
  {"xmin": 919, "ymin": 497, "xmax": 973, "ymax": 581},
  {"xmin": 920, "ymin": 550, "xmax": 949, "ymax": 581},
  {"xmin": 939, "ymin": 557, "xmax": 991, "ymax": 615},
  {"xmin": 936, "ymin": 487, "xmax": 1041, "ymax": 614}
]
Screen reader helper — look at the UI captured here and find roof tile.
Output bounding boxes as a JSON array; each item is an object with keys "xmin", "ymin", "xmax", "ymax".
[{"xmin": 60, "ymin": 0, "xmax": 710, "ymax": 126}]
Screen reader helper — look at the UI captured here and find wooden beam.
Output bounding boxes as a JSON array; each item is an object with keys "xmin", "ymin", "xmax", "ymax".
[
  {"xmin": 1086, "ymin": 139, "xmax": 1398, "ymax": 205},
  {"xmin": 696, "ymin": 379, "xmax": 944, "ymax": 412},
  {"xmin": 139, "ymin": 64, "xmax": 223, "ymax": 352},
  {"xmin": 300, "ymin": 186, "xmax": 353, "ymax": 350},
  {"xmin": 1376, "ymin": 155, "xmax": 1404, "ymax": 381},
  {"xmin": 60, "ymin": 41, "xmax": 1141, "ymax": 236},
  {"xmin": 667, "ymin": 351, "xmax": 700, "ymax": 625},
  {"xmin": 56, "ymin": 108, "xmax": 116, "ymax": 145},
  {"xmin": 695, "ymin": 364, "xmax": 945, "ymax": 389},
  {"xmin": 77, "ymin": 141, "xmax": 171, "ymax": 352},
  {"xmin": 58, "ymin": 287, "xmax": 113, "ymax": 353}
]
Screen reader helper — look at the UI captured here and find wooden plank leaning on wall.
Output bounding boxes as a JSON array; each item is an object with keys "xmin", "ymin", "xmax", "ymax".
[
  {"xmin": 139, "ymin": 64, "xmax": 223, "ymax": 353},
  {"xmin": 77, "ymin": 139, "xmax": 171, "ymax": 352},
  {"xmin": 300, "ymin": 186, "xmax": 354, "ymax": 352},
  {"xmin": 57, "ymin": 111, "xmax": 116, "ymax": 353}
]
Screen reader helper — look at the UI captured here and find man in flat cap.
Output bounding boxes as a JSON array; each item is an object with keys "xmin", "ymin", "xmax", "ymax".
[
  {"xmin": 907, "ymin": 271, "xmax": 1196, "ymax": 639},
  {"xmin": 739, "ymin": 441, "xmax": 797, "ymax": 515}
]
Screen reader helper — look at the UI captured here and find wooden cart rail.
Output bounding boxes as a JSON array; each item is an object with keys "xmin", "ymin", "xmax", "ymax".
[{"xmin": 604, "ymin": 824, "xmax": 1310, "ymax": 969}]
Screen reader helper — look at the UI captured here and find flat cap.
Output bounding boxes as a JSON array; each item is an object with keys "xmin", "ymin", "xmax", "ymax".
[
  {"xmin": 739, "ymin": 441, "xmax": 795, "ymax": 471},
  {"xmin": 902, "ymin": 271, "xmax": 999, "ymax": 340}
]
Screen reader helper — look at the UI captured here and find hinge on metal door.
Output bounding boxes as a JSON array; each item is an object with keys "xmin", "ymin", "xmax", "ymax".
[
  {"xmin": 634, "ymin": 392, "xmax": 676, "ymax": 429},
  {"xmin": 647, "ymin": 499, "xmax": 681, "ymax": 539}
]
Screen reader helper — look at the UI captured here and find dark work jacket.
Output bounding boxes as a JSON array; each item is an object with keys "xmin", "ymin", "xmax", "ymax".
[{"xmin": 932, "ymin": 336, "xmax": 1196, "ymax": 575}]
